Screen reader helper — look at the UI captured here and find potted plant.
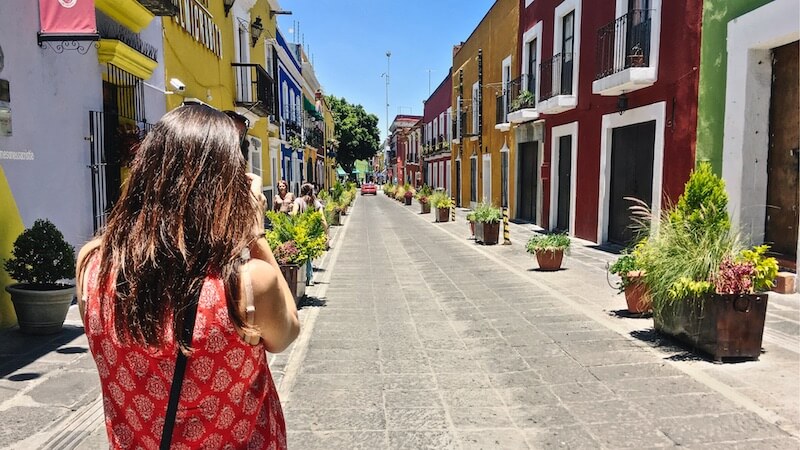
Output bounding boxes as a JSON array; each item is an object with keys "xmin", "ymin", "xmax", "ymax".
[
  {"xmin": 404, "ymin": 189, "xmax": 414, "ymax": 206},
  {"xmin": 466, "ymin": 212, "xmax": 476, "ymax": 239},
  {"xmin": 628, "ymin": 44, "xmax": 645, "ymax": 67},
  {"xmin": 526, "ymin": 233, "xmax": 570, "ymax": 271},
  {"xmin": 608, "ymin": 249, "xmax": 651, "ymax": 314},
  {"xmin": 473, "ymin": 203, "xmax": 502, "ymax": 245},
  {"xmin": 395, "ymin": 186, "xmax": 406, "ymax": 203},
  {"xmin": 431, "ymin": 193, "xmax": 454, "ymax": 223},
  {"xmin": 266, "ymin": 210, "xmax": 328, "ymax": 303},
  {"xmin": 3, "ymin": 219, "xmax": 76, "ymax": 334},
  {"xmin": 637, "ymin": 163, "xmax": 778, "ymax": 361},
  {"xmin": 417, "ymin": 185, "xmax": 433, "ymax": 213},
  {"xmin": 511, "ymin": 90, "xmax": 536, "ymax": 111}
]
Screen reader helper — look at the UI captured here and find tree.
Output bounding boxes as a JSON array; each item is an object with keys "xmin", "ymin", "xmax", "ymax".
[{"xmin": 326, "ymin": 96, "xmax": 380, "ymax": 173}]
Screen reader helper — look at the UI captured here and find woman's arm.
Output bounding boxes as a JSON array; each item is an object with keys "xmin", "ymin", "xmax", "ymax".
[{"xmin": 75, "ymin": 238, "xmax": 102, "ymax": 325}]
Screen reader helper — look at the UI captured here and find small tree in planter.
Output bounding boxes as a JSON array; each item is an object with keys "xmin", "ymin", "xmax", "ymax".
[
  {"xmin": 526, "ymin": 233, "xmax": 570, "ymax": 271},
  {"xmin": 608, "ymin": 247, "xmax": 651, "ymax": 314},
  {"xmin": 473, "ymin": 203, "xmax": 502, "ymax": 245},
  {"xmin": 636, "ymin": 163, "xmax": 778, "ymax": 361},
  {"xmin": 3, "ymin": 219, "xmax": 76, "ymax": 334}
]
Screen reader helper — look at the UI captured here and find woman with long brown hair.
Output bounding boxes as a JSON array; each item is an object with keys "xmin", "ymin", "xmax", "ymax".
[{"xmin": 75, "ymin": 105, "xmax": 299, "ymax": 449}]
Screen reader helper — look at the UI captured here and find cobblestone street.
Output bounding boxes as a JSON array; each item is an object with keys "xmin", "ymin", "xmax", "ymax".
[{"xmin": 278, "ymin": 194, "xmax": 800, "ymax": 449}]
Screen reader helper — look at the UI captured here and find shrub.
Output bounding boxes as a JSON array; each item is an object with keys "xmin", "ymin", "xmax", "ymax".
[
  {"xmin": 418, "ymin": 195, "xmax": 429, "ymax": 205},
  {"xmin": 608, "ymin": 251, "xmax": 639, "ymax": 294},
  {"xmin": 473, "ymin": 203, "xmax": 502, "ymax": 224},
  {"xmin": 272, "ymin": 240, "xmax": 302, "ymax": 266},
  {"xmin": 738, "ymin": 245, "xmax": 778, "ymax": 293},
  {"xmin": 431, "ymin": 193, "xmax": 454, "ymax": 209},
  {"xmin": 3, "ymin": 219, "xmax": 75, "ymax": 287},
  {"xmin": 266, "ymin": 210, "xmax": 327, "ymax": 264},
  {"xmin": 526, "ymin": 233, "xmax": 570, "ymax": 254}
]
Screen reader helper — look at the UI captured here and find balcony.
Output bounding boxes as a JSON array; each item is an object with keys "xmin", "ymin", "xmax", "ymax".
[
  {"xmin": 286, "ymin": 120, "xmax": 302, "ymax": 139},
  {"xmin": 505, "ymin": 75, "xmax": 540, "ymax": 125},
  {"xmin": 137, "ymin": 0, "xmax": 179, "ymax": 16},
  {"xmin": 305, "ymin": 127, "xmax": 324, "ymax": 150},
  {"xmin": 593, "ymin": 9, "xmax": 656, "ymax": 96},
  {"xmin": 538, "ymin": 53, "xmax": 577, "ymax": 114},
  {"xmin": 232, "ymin": 63, "xmax": 276, "ymax": 119}
]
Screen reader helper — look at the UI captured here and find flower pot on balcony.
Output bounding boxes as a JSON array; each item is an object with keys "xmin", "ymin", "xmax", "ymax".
[
  {"xmin": 628, "ymin": 54, "xmax": 645, "ymax": 67},
  {"xmin": 653, "ymin": 293, "xmax": 768, "ymax": 362}
]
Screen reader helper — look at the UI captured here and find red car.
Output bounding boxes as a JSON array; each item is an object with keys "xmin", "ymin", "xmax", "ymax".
[{"xmin": 360, "ymin": 182, "xmax": 377, "ymax": 195}]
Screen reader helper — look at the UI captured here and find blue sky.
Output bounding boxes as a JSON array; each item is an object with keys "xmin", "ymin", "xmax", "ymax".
[{"xmin": 276, "ymin": 0, "xmax": 495, "ymax": 142}]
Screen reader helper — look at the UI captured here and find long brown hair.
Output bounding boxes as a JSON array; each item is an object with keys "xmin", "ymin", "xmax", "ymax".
[{"xmin": 98, "ymin": 105, "xmax": 258, "ymax": 349}]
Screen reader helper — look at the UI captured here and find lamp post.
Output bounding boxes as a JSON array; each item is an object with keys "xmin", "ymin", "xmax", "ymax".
[{"xmin": 382, "ymin": 51, "xmax": 391, "ymax": 145}]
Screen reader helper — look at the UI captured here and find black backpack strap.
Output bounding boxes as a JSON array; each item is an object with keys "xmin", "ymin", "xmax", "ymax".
[{"xmin": 160, "ymin": 298, "xmax": 199, "ymax": 450}]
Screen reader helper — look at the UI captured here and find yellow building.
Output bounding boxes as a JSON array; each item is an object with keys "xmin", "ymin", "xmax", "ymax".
[
  {"xmin": 162, "ymin": 0, "xmax": 280, "ymax": 199},
  {"xmin": 321, "ymin": 97, "xmax": 336, "ymax": 190},
  {"xmin": 451, "ymin": 0, "xmax": 519, "ymax": 213}
]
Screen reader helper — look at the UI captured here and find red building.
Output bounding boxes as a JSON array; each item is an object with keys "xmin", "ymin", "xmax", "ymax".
[
  {"xmin": 389, "ymin": 115, "xmax": 422, "ymax": 185},
  {"xmin": 423, "ymin": 71, "xmax": 453, "ymax": 192},
  {"xmin": 512, "ymin": 0, "xmax": 702, "ymax": 245}
]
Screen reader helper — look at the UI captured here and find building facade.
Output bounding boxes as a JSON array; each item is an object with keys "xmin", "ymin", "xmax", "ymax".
[
  {"xmin": 514, "ymin": 0, "xmax": 701, "ymax": 245},
  {"xmin": 696, "ymin": 0, "xmax": 799, "ymax": 274},
  {"xmin": 451, "ymin": 0, "xmax": 519, "ymax": 210},
  {"xmin": 388, "ymin": 115, "xmax": 422, "ymax": 185},
  {"xmin": 275, "ymin": 28, "xmax": 304, "ymax": 194},
  {"xmin": 423, "ymin": 71, "xmax": 453, "ymax": 194}
]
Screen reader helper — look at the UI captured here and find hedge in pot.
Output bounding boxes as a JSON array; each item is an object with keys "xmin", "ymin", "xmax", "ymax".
[
  {"xmin": 636, "ymin": 163, "xmax": 778, "ymax": 361},
  {"xmin": 266, "ymin": 210, "xmax": 328, "ymax": 302},
  {"xmin": 608, "ymin": 247, "xmax": 651, "ymax": 314},
  {"xmin": 526, "ymin": 233, "xmax": 570, "ymax": 271},
  {"xmin": 473, "ymin": 203, "xmax": 502, "ymax": 245},
  {"xmin": 4, "ymin": 219, "xmax": 76, "ymax": 334}
]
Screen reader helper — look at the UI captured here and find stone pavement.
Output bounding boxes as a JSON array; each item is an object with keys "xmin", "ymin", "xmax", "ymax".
[
  {"xmin": 1, "ymin": 191, "xmax": 798, "ymax": 449},
  {"xmin": 277, "ymin": 193, "xmax": 800, "ymax": 449}
]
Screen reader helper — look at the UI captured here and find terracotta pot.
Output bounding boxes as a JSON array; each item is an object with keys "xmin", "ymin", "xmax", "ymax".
[
  {"xmin": 535, "ymin": 249, "xmax": 564, "ymax": 271},
  {"xmin": 624, "ymin": 271, "xmax": 652, "ymax": 314}
]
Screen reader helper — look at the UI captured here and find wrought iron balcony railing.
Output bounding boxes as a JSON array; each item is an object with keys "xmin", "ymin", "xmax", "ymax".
[
  {"xmin": 540, "ymin": 53, "xmax": 574, "ymax": 102},
  {"xmin": 232, "ymin": 63, "xmax": 276, "ymax": 118},
  {"xmin": 286, "ymin": 119, "xmax": 302, "ymax": 138},
  {"xmin": 595, "ymin": 9, "xmax": 652, "ymax": 80}
]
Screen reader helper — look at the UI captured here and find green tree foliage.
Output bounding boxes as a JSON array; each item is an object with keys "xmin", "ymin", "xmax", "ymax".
[
  {"xmin": 669, "ymin": 162, "xmax": 730, "ymax": 233},
  {"xmin": 4, "ymin": 219, "xmax": 75, "ymax": 286},
  {"xmin": 326, "ymin": 95, "xmax": 380, "ymax": 173}
]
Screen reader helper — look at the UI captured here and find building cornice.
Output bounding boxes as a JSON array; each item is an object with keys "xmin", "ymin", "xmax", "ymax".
[
  {"xmin": 97, "ymin": 39, "xmax": 158, "ymax": 80},
  {"xmin": 95, "ymin": 0, "xmax": 154, "ymax": 33}
]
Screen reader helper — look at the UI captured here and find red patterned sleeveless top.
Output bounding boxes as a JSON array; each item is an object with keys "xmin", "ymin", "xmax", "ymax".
[{"xmin": 83, "ymin": 255, "xmax": 287, "ymax": 449}]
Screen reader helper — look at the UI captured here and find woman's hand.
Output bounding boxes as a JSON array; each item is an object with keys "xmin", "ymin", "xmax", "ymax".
[{"xmin": 246, "ymin": 173, "xmax": 266, "ymax": 234}]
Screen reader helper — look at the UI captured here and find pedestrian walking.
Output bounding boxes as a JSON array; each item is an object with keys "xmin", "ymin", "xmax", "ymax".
[
  {"xmin": 75, "ymin": 105, "xmax": 299, "ymax": 449},
  {"xmin": 273, "ymin": 179, "xmax": 295, "ymax": 214},
  {"xmin": 292, "ymin": 182, "xmax": 328, "ymax": 285}
]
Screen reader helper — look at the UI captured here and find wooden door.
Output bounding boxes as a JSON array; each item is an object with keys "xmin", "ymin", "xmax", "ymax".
[
  {"xmin": 608, "ymin": 121, "xmax": 655, "ymax": 245},
  {"xmin": 556, "ymin": 135, "xmax": 572, "ymax": 232},
  {"xmin": 765, "ymin": 41, "xmax": 800, "ymax": 260},
  {"xmin": 517, "ymin": 141, "xmax": 538, "ymax": 222}
]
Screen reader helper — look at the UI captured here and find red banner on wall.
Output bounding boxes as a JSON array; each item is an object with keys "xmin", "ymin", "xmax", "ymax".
[{"xmin": 38, "ymin": 0, "xmax": 98, "ymax": 38}]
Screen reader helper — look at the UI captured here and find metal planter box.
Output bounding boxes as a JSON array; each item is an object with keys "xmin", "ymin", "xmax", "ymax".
[
  {"xmin": 475, "ymin": 222, "xmax": 500, "ymax": 245},
  {"xmin": 653, "ymin": 293, "xmax": 769, "ymax": 362},
  {"xmin": 279, "ymin": 264, "xmax": 307, "ymax": 305}
]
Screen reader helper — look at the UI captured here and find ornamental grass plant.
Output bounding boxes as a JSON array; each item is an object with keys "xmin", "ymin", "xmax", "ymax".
[
  {"xmin": 525, "ymin": 233, "xmax": 571, "ymax": 255},
  {"xmin": 473, "ymin": 203, "xmax": 502, "ymax": 224}
]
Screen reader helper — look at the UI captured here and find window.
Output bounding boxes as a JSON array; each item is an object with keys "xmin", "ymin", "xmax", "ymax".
[
  {"xmin": 562, "ymin": 11, "xmax": 575, "ymax": 95},
  {"xmin": 249, "ymin": 136, "xmax": 262, "ymax": 177},
  {"xmin": 282, "ymin": 82, "xmax": 288, "ymax": 120},
  {"xmin": 446, "ymin": 107, "xmax": 452, "ymax": 140},
  {"xmin": 456, "ymin": 96, "xmax": 462, "ymax": 138},
  {"xmin": 470, "ymin": 154, "xmax": 477, "ymax": 202},
  {"xmin": 527, "ymin": 39, "xmax": 538, "ymax": 97},
  {"xmin": 472, "ymin": 82, "xmax": 479, "ymax": 135}
]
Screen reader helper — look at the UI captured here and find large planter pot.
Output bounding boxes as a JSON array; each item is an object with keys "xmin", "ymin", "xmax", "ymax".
[
  {"xmin": 475, "ymin": 222, "xmax": 500, "ymax": 245},
  {"xmin": 534, "ymin": 249, "xmax": 564, "ymax": 271},
  {"xmin": 279, "ymin": 264, "xmax": 307, "ymax": 305},
  {"xmin": 5, "ymin": 284, "xmax": 75, "ymax": 334},
  {"xmin": 653, "ymin": 293, "xmax": 769, "ymax": 361},
  {"xmin": 420, "ymin": 202, "xmax": 431, "ymax": 214},
  {"xmin": 436, "ymin": 207, "xmax": 450, "ymax": 223},
  {"xmin": 624, "ymin": 271, "xmax": 652, "ymax": 314},
  {"xmin": 331, "ymin": 210, "xmax": 342, "ymax": 226},
  {"xmin": 404, "ymin": 196, "xmax": 412, "ymax": 205}
]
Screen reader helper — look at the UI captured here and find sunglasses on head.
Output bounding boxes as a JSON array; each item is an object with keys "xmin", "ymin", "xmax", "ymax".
[{"xmin": 223, "ymin": 110, "xmax": 250, "ymax": 158}]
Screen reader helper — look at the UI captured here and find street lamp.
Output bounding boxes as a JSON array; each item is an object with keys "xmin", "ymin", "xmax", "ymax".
[
  {"xmin": 223, "ymin": 0, "xmax": 235, "ymax": 17},
  {"xmin": 250, "ymin": 17, "xmax": 263, "ymax": 47}
]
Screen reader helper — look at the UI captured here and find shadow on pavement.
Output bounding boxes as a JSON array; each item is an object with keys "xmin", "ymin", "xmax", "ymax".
[
  {"xmin": 629, "ymin": 328, "xmax": 712, "ymax": 363},
  {"xmin": 0, "ymin": 324, "xmax": 85, "ymax": 378},
  {"xmin": 298, "ymin": 296, "xmax": 327, "ymax": 310},
  {"xmin": 609, "ymin": 309, "xmax": 653, "ymax": 319}
]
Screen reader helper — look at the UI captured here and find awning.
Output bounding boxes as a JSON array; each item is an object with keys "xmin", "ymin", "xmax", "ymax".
[
  {"xmin": 352, "ymin": 169, "xmax": 361, "ymax": 175},
  {"xmin": 304, "ymin": 96, "xmax": 323, "ymax": 121},
  {"xmin": 336, "ymin": 167, "xmax": 347, "ymax": 176}
]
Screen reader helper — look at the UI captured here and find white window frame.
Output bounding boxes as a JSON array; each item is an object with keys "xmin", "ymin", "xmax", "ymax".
[
  {"xmin": 615, "ymin": 0, "xmax": 662, "ymax": 72},
  {"xmin": 249, "ymin": 135, "xmax": 263, "ymax": 178},
  {"xmin": 501, "ymin": 55, "xmax": 512, "ymax": 120},
  {"xmin": 525, "ymin": 0, "xmax": 535, "ymax": 7},
  {"xmin": 472, "ymin": 82, "xmax": 480, "ymax": 136},
  {"xmin": 446, "ymin": 107, "xmax": 452, "ymax": 141},
  {"xmin": 553, "ymin": 0, "xmax": 582, "ymax": 100},
  {"xmin": 482, "ymin": 153, "xmax": 492, "ymax": 204},
  {"xmin": 456, "ymin": 96, "xmax": 462, "ymax": 139},
  {"xmin": 549, "ymin": 122, "xmax": 578, "ymax": 235},
  {"xmin": 522, "ymin": 21, "xmax": 543, "ymax": 104}
]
